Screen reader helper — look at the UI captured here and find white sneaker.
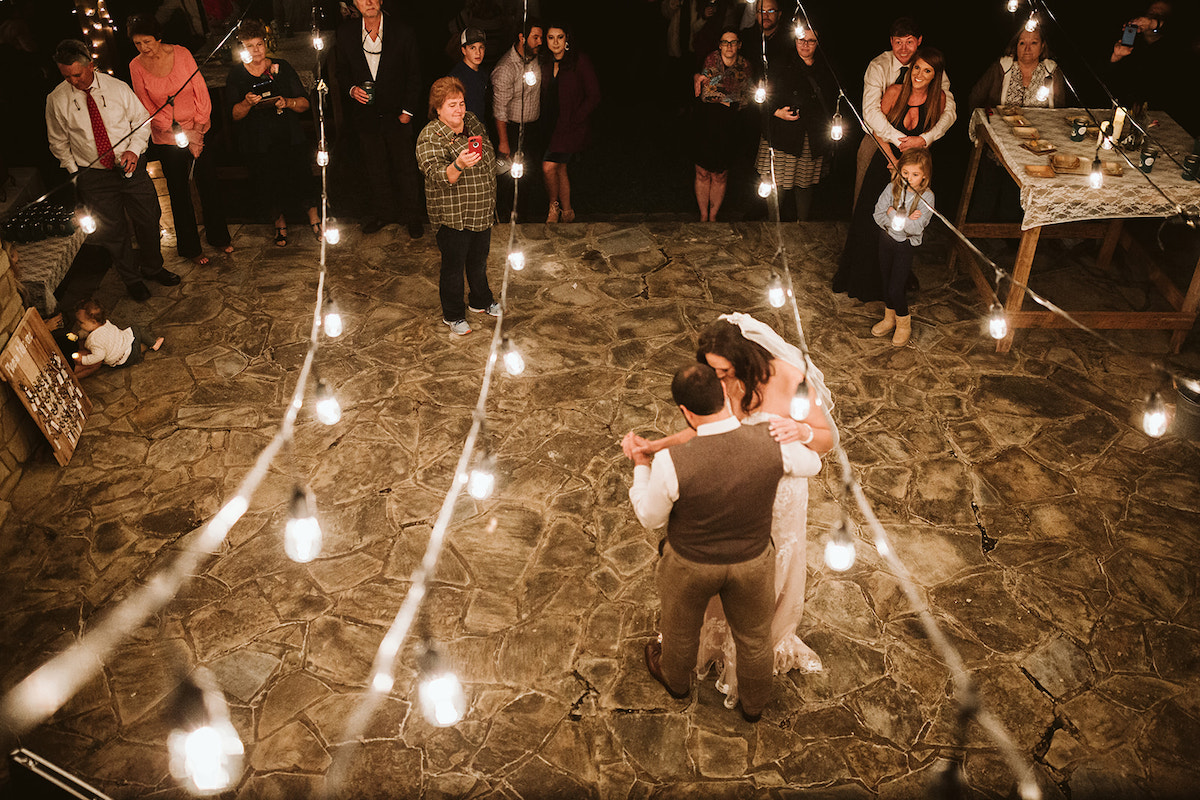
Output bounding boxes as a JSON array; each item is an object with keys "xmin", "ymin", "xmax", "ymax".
[
  {"xmin": 443, "ymin": 319, "xmax": 472, "ymax": 335},
  {"xmin": 469, "ymin": 302, "xmax": 501, "ymax": 317}
]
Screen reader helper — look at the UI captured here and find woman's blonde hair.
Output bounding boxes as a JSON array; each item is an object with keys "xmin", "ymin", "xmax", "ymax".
[{"xmin": 892, "ymin": 147, "xmax": 932, "ymax": 215}]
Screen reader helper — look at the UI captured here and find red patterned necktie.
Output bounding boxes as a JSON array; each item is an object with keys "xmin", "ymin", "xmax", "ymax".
[{"xmin": 85, "ymin": 88, "xmax": 115, "ymax": 169}]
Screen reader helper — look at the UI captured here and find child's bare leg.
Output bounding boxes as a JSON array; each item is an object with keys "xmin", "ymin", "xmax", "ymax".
[{"xmin": 74, "ymin": 362, "xmax": 102, "ymax": 379}]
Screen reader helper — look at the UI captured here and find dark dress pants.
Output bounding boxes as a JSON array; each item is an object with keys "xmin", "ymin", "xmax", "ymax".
[
  {"xmin": 148, "ymin": 142, "xmax": 231, "ymax": 257},
  {"xmin": 435, "ymin": 225, "xmax": 494, "ymax": 321},
  {"xmin": 357, "ymin": 114, "xmax": 420, "ymax": 225},
  {"xmin": 878, "ymin": 230, "xmax": 915, "ymax": 316},
  {"xmin": 496, "ymin": 119, "xmax": 546, "ymax": 223},
  {"xmin": 75, "ymin": 163, "xmax": 164, "ymax": 288}
]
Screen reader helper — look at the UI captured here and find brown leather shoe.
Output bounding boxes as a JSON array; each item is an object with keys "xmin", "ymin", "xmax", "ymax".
[{"xmin": 644, "ymin": 641, "xmax": 689, "ymax": 699}]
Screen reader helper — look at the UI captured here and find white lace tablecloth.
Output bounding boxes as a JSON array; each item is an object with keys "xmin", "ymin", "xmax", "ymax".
[
  {"xmin": 17, "ymin": 228, "xmax": 87, "ymax": 316},
  {"xmin": 974, "ymin": 107, "xmax": 1200, "ymax": 230}
]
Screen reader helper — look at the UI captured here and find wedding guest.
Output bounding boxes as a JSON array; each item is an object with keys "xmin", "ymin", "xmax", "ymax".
[
  {"xmin": 72, "ymin": 298, "xmax": 164, "ymax": 379},
  {"xmin": 46, "ymin": 39, "xmax": 178, "ymax": 303},
  {"xmin": 449, "ymin": 27, "xmax": 489, "ymax": 120},
  {"xmin": 968, "ymin": 25, "xmax": 1066, "ymax": 111},
  {"xmin": 492, "ymin": 16, "xmax": 545, "ymax": 220},
  {"xmin": 692, "ymin": 26, "xmax": 750, "ymax": 221},
  {"xmin": 541, "ymin": 22, "xmax": 600, "ymax": 223},
  {"xmin": 128, "ymin": 14, "xmax": 231, "ymax": 265}
]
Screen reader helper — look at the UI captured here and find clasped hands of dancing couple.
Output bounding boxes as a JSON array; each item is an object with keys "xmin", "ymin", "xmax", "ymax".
[{"xmin": 623, "ymin": 313, "xmax": 836, "ymax": 720}]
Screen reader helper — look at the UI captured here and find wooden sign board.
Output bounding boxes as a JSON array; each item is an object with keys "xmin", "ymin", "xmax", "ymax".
[{"xmin": 0, "ymin": 307, "xmax": 91, "ymax": 466}]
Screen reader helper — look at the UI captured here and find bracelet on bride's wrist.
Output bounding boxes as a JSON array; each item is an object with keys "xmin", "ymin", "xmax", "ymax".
[{"xmin": 797, "ymin": 423, "xmax": 815, "ymax": 445}]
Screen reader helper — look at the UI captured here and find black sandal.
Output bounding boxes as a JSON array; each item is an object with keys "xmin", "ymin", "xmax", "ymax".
[{"xmin": 274, "ymin": 226, "xmax": 287, "ymax": 247}]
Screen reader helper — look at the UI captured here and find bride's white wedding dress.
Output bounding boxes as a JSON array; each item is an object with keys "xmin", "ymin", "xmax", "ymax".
[{"xmin": 695, "ymin": 314, "xmax": 833, "ymax": 709}]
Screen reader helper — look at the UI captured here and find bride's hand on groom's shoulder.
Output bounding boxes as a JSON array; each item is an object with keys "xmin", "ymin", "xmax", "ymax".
[{"xmin": 769, "ymin": 417, "xmax": 814, "ymax": 445}]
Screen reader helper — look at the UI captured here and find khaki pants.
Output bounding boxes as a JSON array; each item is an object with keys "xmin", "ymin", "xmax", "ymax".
[{"xmin": 656, "ymin": 540, "xmax": 776, "ymax": 715}]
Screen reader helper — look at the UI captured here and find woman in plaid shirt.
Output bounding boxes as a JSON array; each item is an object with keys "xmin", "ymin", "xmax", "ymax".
[{"xmin": 416, "ymin": 76, "xmax": 499, "ymax": 336}]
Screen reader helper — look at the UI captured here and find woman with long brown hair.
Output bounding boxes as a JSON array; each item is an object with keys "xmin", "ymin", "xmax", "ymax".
[{"xmin": 832, "ymin": 46, "xmax": 948, "ymax": 305}]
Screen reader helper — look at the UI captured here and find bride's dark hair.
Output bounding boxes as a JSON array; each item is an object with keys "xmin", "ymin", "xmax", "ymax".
[{"xmin": 696, "ymin": 319, "xmax": 772, "ymax": 415}]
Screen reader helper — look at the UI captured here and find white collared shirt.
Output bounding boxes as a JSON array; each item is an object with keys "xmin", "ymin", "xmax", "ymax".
[
  {"xmin": 362, "ymin": 14, "xmax": 383, "ymax": 80},
  {"xmin": 628, "ymin": 415, "xmax": 821, "ymax": 531},
  {"xmin": 45, "ymin": 71, "xmax": 150, "ymax": 173},
  {"xmin": 861, "ymin": 50, "xmax": 957, "ymax": 147}
]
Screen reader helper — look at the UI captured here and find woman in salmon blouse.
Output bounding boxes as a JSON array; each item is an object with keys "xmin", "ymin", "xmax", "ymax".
[{"xmin": 127, "ymin": 14, "xmax": 231, "ymax": 264}]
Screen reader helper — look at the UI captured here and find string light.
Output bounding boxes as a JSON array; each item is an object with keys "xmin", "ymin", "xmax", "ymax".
[
  {"xmin": 523, "ymin": 69, "xmax": 537, "ymax": 87},
  {"xmin": 766, "ymin": 272, "xmax": 787, "ymax": 308},
  {"xmin": 240, "ymin": 48, "xmax": 251, "ymax": 64},
  {"xmin": 1035, "ymin": 82, "xmax": 1050, "ymax": 102},
  {"xmin": 315, "ymin": 380, "xmax": 341, "ymax": 425},
  {"xmin": 824, "ymin": 518, "xmax": 856, "ymax": 571},
  {"xmin": 322, "ymin": 296, "xmax": 343, "ymax": 338},
  {"xmin": 323, "ymin": 221, "xmax": 341, "ymax": 245},
  {"xmin": 284, "ymin": 486, "xmax": 322, "ymax": 563},
  {"xmin": 417, "ymin": 642, "xmax": 466, "ymax": 727},
  {"xmin": 316, "ymin": 146, "xmax": 329, "ymax": 167},
  {"xmin": 371, "ymin": 672, "xmax": 394, "ymax": 693},
  {"xmin": 831, "ymin": 112, "xmax": 844, "ymax": 141},
  {"xmin": 510, "ymin": 159, "xmax": 524, "ymax": 179},
  {"xmin": 77, "ymin": 210, "xmax": 97, "ymax": 234},
  {"xmin": 757, "ymin": 179, "xmax": 773, "ymax": 198},
  {"xmin": 171, "ymin": 120, "xmax": 189, "ymax": 148},
  {"xmin": 794, "ymin": 22, "xmax": 806, "ymax": 39},
  {"xmin": 507, "ymin": 251, "xmax": 525, "ymax": 270},
  {"xmin": 754, "ymin": 83, "xmax": 766, "ymax": 104},
  {"xmin": 1024, "ymin": 14, "xmax": 1038, "ymax": 31},
  {"xmin": 1089, "ymin": 155, "xmax": 1104, "ymax": 189},
  {"xmin": 166, "ymin": 669, "xmax": 244, "ymax": 796},
  {"xmin": 501, "ymin": 337, "xmax": 525, "ymax": 376},
  {"xmin": 790, "ymin": 375, "xmax": 812, "ymax": 421},
  {"xmin": 1006, "ymin": 0, "xmax": 1019, "ymax": 12},
  {"xmin": 890, "ymin": 212, "xmax": 906, "ymax": 232},
  {"xmin": 466, "ymin": 450, "xmax": 496, "ymax": 500},
  {"xmin": 1142, "ymin": 391, "xmax": 1168, "ymax": 437},
  {"xmin": 312, "ymin": 31, "xmax": 324, "ymax": 51},
  {"xmin": 988, "ymin": 303, "xmax": 1008, "ymax": 340}
]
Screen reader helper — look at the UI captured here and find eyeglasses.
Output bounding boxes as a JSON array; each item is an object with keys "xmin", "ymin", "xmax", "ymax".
[
  {"xmin": 719, "ymin": 40, "xmax": 740, "ymax": 47},
  {"xmin": 760, "ymin": 9, "xmax": 779, "ymax": 15},
  {"xmin": 797, "ymin": 39, "xmax": 817, "ymax": 45}
]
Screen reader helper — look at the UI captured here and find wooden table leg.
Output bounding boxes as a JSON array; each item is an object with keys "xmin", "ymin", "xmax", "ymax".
[
  {"xmin": 948, "ymin": 137, "xmax": 985, "ymax": 276},
  {"xmin": 997, "ymin": 225, "xmax": 1042, "ymax": 353},
  {"xmin": 1170, "ymin": 249, "xmax": 1200, "ymax": 353},
  {"xmin": 1096, "ymin": 219, "xmax": 1123, "ymax": 271}
]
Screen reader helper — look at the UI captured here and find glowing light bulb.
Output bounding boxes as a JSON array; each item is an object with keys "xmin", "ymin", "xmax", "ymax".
[
  {"xmin": 524, "ymin": 69, "xmax": 537, "ymax": 87},
  {"xmin": 790, "ymin": 377, "xmax": 812, "ymax": 421},
  {"xmin": 315, "ymin": 381, "xmax": 341, "ymax": 425},
  {"xmin": 372, "ymin": 672, "xmax": 394, "ymax": 693},
  {"xmin": 166, "ymin": 671, "xmax": 244, "ymax": 797},
  {"xmin": 1089, "ymin": 157, "xmax": 1104, "ymax": 189},
  {"xmin": 1036, "ymin": 84, "xmax": 1050, "ymax": 102},
  {"xmin": 891, "ymin": 212, "xmax": 906, "ymax": 232},
  {"xmin": 831, "ymin": 113, "xmax": 844, "ymax": 141},
  {"xmin": 79, "ymin": 213, "xmax": 98, "ymax": 234},
  {"xmin": 284, "ymin": 486, "xmax": 322, "ymax": 563},
  {"xmin": 324, "ymin": 224, "xmax": 340, "ymax": 245},
  {"xmin": 508, "ymin": 251, "xmax": 525, "ymax": 270},
  {"xmin": 988, "ymin": 303, "xmax": 1008, "ymax": 340},
  {"xmin": 794, "ymin": 23, "xmax": 806, "ymax": 39},
  {"xmin": 467, "ymin": 452, "xmax": 495, "ymax": 500},
  {"xmin": 1025, "ymin": 15, "xmax": 1037, "ymax": 32},
  {"xmin": 767, "ymin": 273, "xmax": 787, "ymax": 308},
  {"xmin": 323, "ymin": 298, "xmax": 343, "ymax": 337},
  {"xmin": 754, "ymin": 84, "xmax": 766, "ymax": 104},
  {"xmin": 172, "ymin": 121, "xmax": 188, "ymax": 148},
  {"xmin": 824, "ymin": 538, "xmax": 856, "ymax": 571},
  {"xmin": 313, "ymin": 34, "xmax": 324, "ymax": 51},
  {"xmin": 502, "ymin": 338, "xmax": 525, "ymax": 376},
  {"xmin": 510, "ymin": 159, "xmax": 524, "ymax": 179},
  {"xmin": 1007, "ymin": 0, "xmax": 1019, "ymax": 12},
  {"xmin": 240, "ymin": 48, "xmax": 252, "ymax": 64},
  {"xmin": 757, "ymin": 179, "xmax": 773, "ymax": 198},
  {"xmin": 1142, "ymin": 391, "xmax": 1168, "ymax": 437},
  {"xmin": 316, "ymin": 147, "xmax": 329, "ymax": 167},
  {"xmin": 417, "ymin": 644, "xmax": 466, "ymax": 727}
]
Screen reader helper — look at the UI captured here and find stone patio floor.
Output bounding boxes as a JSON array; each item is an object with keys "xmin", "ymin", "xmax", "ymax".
[{"xmin": 1, "ymin": 219, "xmax": 1198, "ymax": 799}]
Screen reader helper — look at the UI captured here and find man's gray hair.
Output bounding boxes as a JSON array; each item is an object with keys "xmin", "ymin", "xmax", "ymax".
[{"xmin": 53, "ymin": 39, "xmax": 92, "ymax": 66}]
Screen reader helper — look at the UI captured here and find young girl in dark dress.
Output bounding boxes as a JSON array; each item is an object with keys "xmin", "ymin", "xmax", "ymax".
[{"xmin": 832, "ymin": 47, "xmax": 947, "ymax": 304}]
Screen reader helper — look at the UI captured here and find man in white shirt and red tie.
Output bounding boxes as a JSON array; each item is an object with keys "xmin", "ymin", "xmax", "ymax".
[{"xmin": 45, "ymin": 39, "xmax": 178, "ymax": 302}]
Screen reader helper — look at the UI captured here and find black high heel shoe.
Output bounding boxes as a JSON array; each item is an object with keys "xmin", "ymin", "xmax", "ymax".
[{"xmin": 274, "ymin": 226, "xmax": 287, "ymax": 247}]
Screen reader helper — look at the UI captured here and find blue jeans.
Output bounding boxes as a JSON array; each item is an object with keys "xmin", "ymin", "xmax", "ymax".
[{"xmin": 435, "ymin": 225, "xmax": 494, "ymax": 321}]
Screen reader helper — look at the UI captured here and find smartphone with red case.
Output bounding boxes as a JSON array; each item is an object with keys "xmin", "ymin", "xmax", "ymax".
[{"xmin": 468, "ymin": 136, "xmax": 482, "ymax": 156}]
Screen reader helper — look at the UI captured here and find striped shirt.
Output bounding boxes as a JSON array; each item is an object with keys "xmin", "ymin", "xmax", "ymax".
[{"xmin": 416, "ymin": 112, "xmax": 496, "ymax": 232}]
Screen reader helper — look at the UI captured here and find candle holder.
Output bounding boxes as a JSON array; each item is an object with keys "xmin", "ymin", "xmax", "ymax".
[
  {"xmin": 1183, "ymin": 154, "xmax": 1200, "ymax": 182},
  {"xmin": 1139, "ymin": 144, "xmax": 1159, "ymax": 173}
]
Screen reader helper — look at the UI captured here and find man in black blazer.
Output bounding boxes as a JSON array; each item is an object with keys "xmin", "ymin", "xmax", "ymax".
[{"xmin": 336, "ymin": 0, "xmax": 424, "ymax": 237}]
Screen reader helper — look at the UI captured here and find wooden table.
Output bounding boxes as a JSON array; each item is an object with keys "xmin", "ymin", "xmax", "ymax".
[{"xmin": 950, "ymin": 107, "xmax": 1200, "ymax": 353}]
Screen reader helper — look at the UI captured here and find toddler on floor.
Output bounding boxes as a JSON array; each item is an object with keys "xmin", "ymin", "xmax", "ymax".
[{"xmin": 73, "ymin": 299, "xmax": 163, "ymax": 379}]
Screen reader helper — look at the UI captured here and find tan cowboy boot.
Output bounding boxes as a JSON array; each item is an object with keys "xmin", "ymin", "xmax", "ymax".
[
  {"xmin": 892, "ymin": 314, "xmax": 912, "ymax": 346},
  {"xmin": 871, "ymin": 308, "xmax": 896, "ymax": 337}
]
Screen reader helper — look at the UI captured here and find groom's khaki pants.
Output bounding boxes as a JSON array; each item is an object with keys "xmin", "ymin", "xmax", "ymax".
[{"xmin": 657, "ymin": 540, "xmax": 776, "ymax": 715}]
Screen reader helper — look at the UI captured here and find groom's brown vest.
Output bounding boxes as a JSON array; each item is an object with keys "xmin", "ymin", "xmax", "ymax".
[{"xmin": 667, "ymin": 423, "xmax": 784, "ymax": 565}]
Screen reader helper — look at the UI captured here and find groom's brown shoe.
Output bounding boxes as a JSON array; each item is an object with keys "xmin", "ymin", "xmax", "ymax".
[{"xmin": 645, "ymin": 641, "xmax": 690, "ymax": 699}]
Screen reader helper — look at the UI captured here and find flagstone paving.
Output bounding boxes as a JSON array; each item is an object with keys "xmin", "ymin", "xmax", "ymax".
[{"xmin": 1, "ymin": 220, "xmax": 1198, "ymax": 799}]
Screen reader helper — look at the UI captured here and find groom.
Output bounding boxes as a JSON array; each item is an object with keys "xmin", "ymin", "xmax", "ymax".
[{"xmin": 622, "ymin": 363, "xmax": 820, "ymax": 722}]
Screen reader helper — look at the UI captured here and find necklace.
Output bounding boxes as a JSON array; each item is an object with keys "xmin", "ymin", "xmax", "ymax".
[{"xmin": 362, "ymin": 25, "xmax": 381, "ymax": 56}]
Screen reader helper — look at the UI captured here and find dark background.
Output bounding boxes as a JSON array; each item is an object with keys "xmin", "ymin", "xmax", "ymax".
[{"xmin": 2, "ymin": 0, "xmax": 1197, "ymax": 221}]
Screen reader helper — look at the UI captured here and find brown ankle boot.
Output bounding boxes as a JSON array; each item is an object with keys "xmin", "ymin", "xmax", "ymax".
[
  {"xmin": 892, "ymin": 315, "xmax": 912, "ymax": 346},
  {"xmin": 871, "ymin": 308, "xmax": 896, "ymax": 337}
]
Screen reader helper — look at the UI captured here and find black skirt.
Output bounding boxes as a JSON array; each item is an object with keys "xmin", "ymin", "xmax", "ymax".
[
  {"xmin": 832, "ymin": 150, "xmax": 891, "ymax": 303},
  {"xmin": 692, "ymin": 101, "xmax": 740, "ymax": 173}
]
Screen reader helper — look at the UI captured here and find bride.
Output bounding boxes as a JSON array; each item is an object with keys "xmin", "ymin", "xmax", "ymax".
[{"xmin": 636, "ymin": 313, "xmax": 836, "ymax": 707}]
